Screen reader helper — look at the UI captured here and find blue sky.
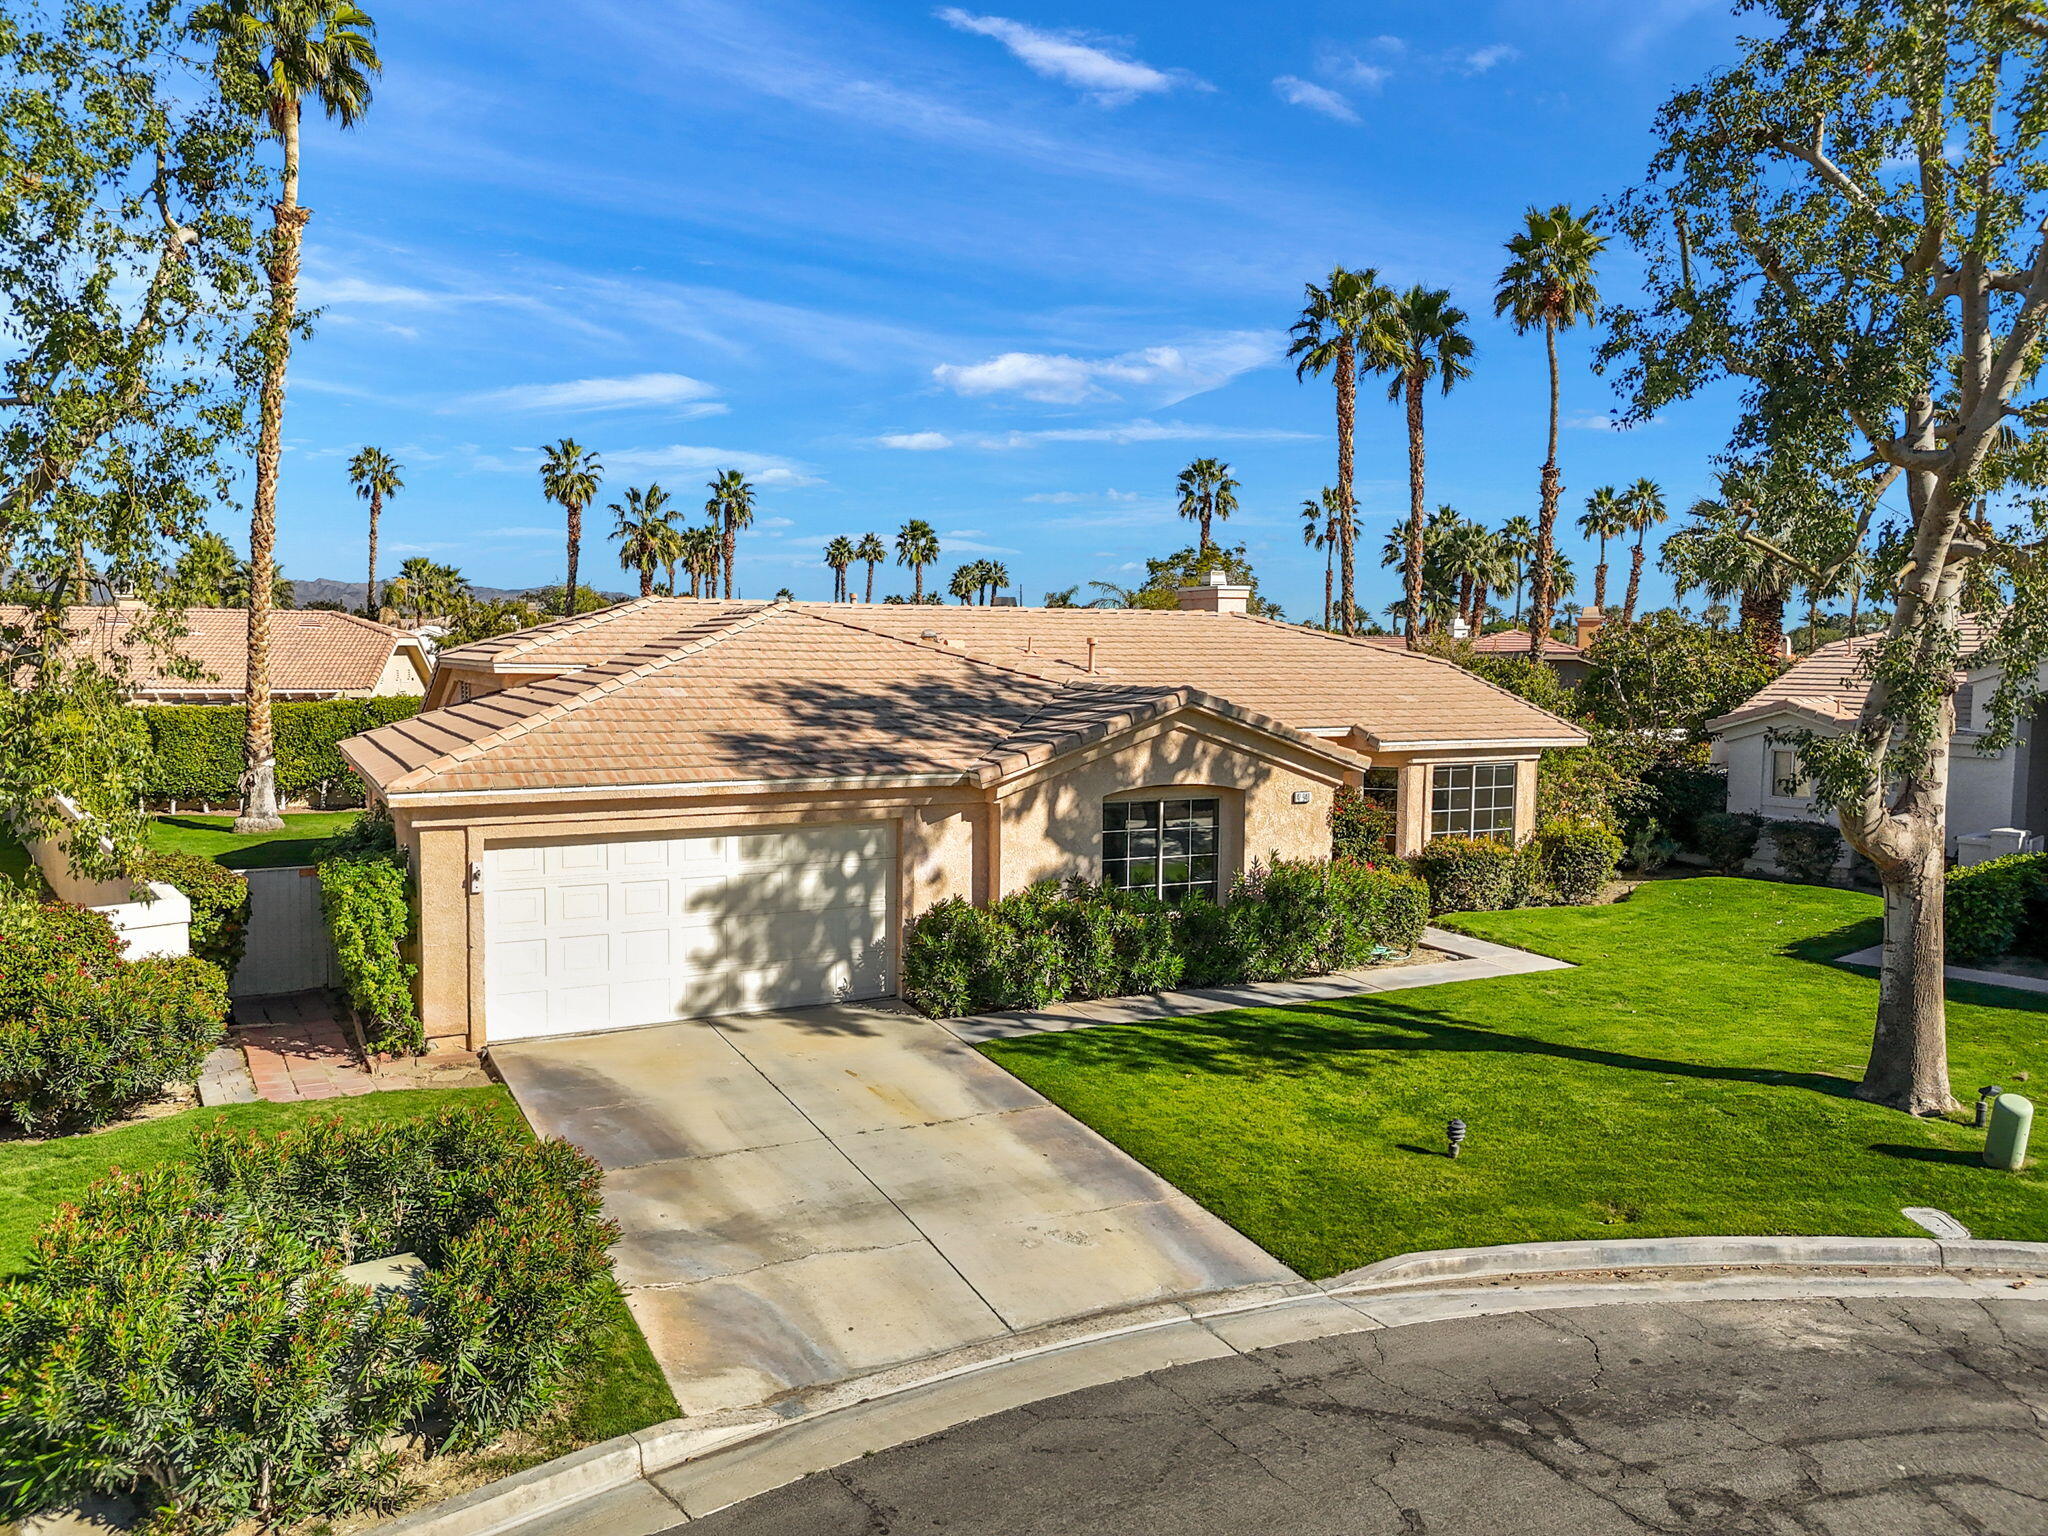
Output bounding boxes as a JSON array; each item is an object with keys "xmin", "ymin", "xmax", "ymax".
[{"xmin": 275, "ymin": 0, "xmax": 1754, "ymax": 617}]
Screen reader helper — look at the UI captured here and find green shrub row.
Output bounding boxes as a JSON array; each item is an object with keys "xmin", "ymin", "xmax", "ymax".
[
  {"xmin": 1765, "ymin": 819, "xmax": 1844, "ymax": 884},
  {"xmin": 1408, "ymin": 823, "xmax": 1623, "ymax": 915},
  {"xmin": 0, "ymin": 893, "xmax": 229, "ymax": 1133},
  {"xmin": 134, "ymin": 850, "xmax": 250, "ymax": 976},
  {"xmin": 320, "ymin": 835, "xmax": 423, "ymax": 1056},
  {"xmin": 134, "ymin": 696, "xmax": 422, "ymax": 808},
  {"xmin": 901, "ymin": 859, "xmax": 1428, "ymax": 1017},
  {"xmin": 0, "ymin": 1112, "xmax": 618, "ymax": 1532},
  {"xmin": 1944, "ymin": 852, "xmax": 2048, "ymax": 964}
]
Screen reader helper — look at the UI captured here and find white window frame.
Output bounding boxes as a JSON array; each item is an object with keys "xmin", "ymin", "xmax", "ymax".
[
  {"xmin": 1428, "ymin": 762, "xmax": 1516, "ymax": 841},
  {"xmin": 1768, "ymin": 747, "xmax": 1810, "ymax": 800},
  {"xmin": 1102, "ymin": 796, "xmax": 1222, "ymax": 902}
]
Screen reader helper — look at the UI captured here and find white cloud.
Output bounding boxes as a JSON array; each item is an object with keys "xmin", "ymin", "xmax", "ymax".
[
  {"xmin": 933, "ymin": 330, "xmax": 1282, "ymax": 406},
  {"xmin": 966, "ymin": 418, "xmax": 1319, "ymax": 448},
  {"xmin": 1461, "ymin": 44, "xmax": 1518, "ymax": 73},
  {"xmin": 1273, "ymin": 76, "xmax": 1359, "ymax": 124},
  {"xmin": 875, "ymin": 431, "xmax": 955, "ymax": 450},
  {"xmin": 937, "ymin": 9, "xmax": 1185, "ymax": 104},
  {"xmin": 938, "ymin": 534, "xmax": 1021, "ymax": 555},
  {"xmin": 301, "ymin": 275, "xmax": 453, "ymax": 307},
  {"xmin": 476, "ymin": 443, "xmax": 820, "ymax": 487},
  {"xmin": 1566, "ymin": 411, "xmax": 1663, "ymax": 432},
  {"xmin": 1024, "ymin": 489, "xmax": 1143, "ymax": 503},
  {"xmin": 450, "ymin": 373, "xmax": 726, "ymax": 418}
]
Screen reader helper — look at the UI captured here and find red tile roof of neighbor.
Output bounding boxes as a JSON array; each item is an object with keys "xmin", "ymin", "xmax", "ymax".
[
  {"xmin": 1353, "ymin": 630, "xmax": 1586, "ymax": 658},
  {"xmin": 2, "ymin": 604, "xmax": 419, "ymax": 699},
  {"xmin": 342, "ymin": 604, "xmax": 1384, "ymax": 797},
  {"xmin": 350, "ymin": 600, "xmax": 1586, "ymax": 798},
  {"xmin": 1707, "ymin": 618, "xmax": 1994, "ymax": 732}
]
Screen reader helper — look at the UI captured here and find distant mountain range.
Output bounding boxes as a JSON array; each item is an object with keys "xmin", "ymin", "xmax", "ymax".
[{"xmin": 293, "ymin": 578, "xmax": 629, "ymax": 610}]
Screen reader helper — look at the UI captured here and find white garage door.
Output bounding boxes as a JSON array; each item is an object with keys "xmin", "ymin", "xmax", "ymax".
[{"xmin": 484, "ymin": 823, "xmax": 895, "ymax": 1042}]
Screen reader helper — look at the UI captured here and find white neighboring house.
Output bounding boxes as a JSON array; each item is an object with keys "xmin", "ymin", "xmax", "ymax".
[{"xmin": 1707, "ymin": 618, "xmax": 2045, "ymax": 864}]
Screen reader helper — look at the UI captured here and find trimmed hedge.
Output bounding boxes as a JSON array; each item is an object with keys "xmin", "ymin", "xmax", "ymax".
[
  {"xmin": 1532, "ymin": 822, "xmax": 1624, "ymax": 906},
  {"xmin": 0, "ymin": 1112, "xmax": 618, "ymax": 1531},
  {"xmin": 320, "ymin": 845, "xmax": 422, "ymax": 1056},
  {"xmin": 0, "ymin": 895, "xmax": 228, "ymax": 1133},
  {"xmin": 1695, "ymin": 810, "xmax": 1765, "ymax": 874},
  {"xmin": 1411, "ymin": 837, "xmax": 1528, "ymax": 914},
  {"xmin": 901, "ymin": 859, "xmax": 1428, "ymax": 1017},
  {"xmin": 1945, "ymin": 853, "xmax": 2048, "ymax": 964},
  {"xmin": 135, "ymin": 696, "xmax": 423, "ymax": 808},
  {"xmin": 134, "ymin": 850, "xmax": 250, "ymax": 977},
  {"xmin": 1766, "ymin": 819, "xmax": 1844, "ymax": 885}
]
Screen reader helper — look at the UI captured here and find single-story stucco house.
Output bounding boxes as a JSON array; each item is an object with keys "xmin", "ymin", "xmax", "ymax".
[
  {"xmin": 3, "ymin": 603, "xmax": 430, "ymax": 701},
  {"xmin": 337, "ymin": 576, "xmax": 1585, "ymax": 1051},
  {"xmin": 1708, "ymin": 618, "xmax": 2048, "ymax": 862}
]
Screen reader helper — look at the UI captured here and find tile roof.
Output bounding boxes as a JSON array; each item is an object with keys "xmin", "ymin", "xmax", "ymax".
[
  {"xmin": 344, "ymin": 605, "xmax": 1371, "ymax": 797},
  {"xmin": 2, "ymin": 604, "xmax": 417, "ymax": 698},
  {"xmin": 1707, "ymin": 618, "xmax": 1993, "ymax": 732}
]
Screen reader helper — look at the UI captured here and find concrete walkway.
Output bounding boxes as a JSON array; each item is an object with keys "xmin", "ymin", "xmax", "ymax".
[{"xmin": 1835, "ymin": 941, "xmax": 2048, "ymax": 996}]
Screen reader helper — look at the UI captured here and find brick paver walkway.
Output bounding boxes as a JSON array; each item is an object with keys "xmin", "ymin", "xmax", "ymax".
[{"xmin": 233, "ymin": 990, "xmax": 375, "ymax": 1102}]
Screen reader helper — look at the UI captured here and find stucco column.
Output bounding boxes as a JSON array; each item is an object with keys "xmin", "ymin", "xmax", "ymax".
[
  {"xmin": 1396, "ymin": 761, "xmax": 1431, "ymax": 857},
  {"xmin": 410, "ymin": 823, "xmax": 472, "ymax": 1051},
  {"xmin": 1514, "ymin": 757, "xmax": 1540, "ymax": 843}
]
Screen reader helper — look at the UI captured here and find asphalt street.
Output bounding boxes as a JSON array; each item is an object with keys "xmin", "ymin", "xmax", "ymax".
[{"xmin": 672, "ymin": 1296, "xmax": 2048, "ymax": 1535}]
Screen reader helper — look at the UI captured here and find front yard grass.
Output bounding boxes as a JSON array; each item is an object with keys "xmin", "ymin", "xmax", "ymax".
[
  {"xmin": 981, "ymin": 876, "xmax": 2048, "ymax": 1279},
  {"xmin": 146, "ymin": 810, "xmax": 362, "ymax": 870},
  {"xmin": 0, "ymin": 1086, "xmax": 678, "ymax": 1445}
]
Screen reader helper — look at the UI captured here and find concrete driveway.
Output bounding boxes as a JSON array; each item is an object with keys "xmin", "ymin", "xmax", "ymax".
[{"xmin": 491, "ymin": 1004, "xmax": 1293, "ymax": 1416}]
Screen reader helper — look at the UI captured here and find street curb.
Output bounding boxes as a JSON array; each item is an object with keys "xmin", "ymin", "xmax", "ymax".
[{"xmin": 363, "ymin": 1234, "xmax": 2048, "ymax": 1536}]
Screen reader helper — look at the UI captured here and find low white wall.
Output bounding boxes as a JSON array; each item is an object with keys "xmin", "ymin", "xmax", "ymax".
[{"xmin": 20, "ymin": 808, "xmax": 192, "ymax": 961}]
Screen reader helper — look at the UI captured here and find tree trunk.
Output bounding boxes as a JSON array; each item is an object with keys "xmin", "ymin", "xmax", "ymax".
[
  {"xmin": 1336, "ymin": 338, "xmax": 1357, "ymax": 634},
  {"xmin": 914, "ymin": 563, "xmax": 924, "ymax": 602},
  {"xmin": 1592, "ymin": 538, "xmax": 1608, "ymax": 613},
  {"xmin": 638, "ymin": 563, "xmax": 653, "ymax": 599},
  {"xmin": 1322, "ymin": 544, "xmax": 1333, "ymax": 631},
  {"xmin": 1527, "ymin": 317, "xmax": 1561, "ymax": 663},
  {"xmin": 366, "ymin": 489, "xmax": 380, "ymax": 619},
  {"xmin": 236, "ymin": 101, "xmax": 303, "ymax": 835},
  {"xmin": 1859, "ymin": 845, "xmax": 1957, "ymax": 1114},
  {"xmin": 865, "ymin": 562, "xmax": 876, "ymax": 603},
  {"xmin": 722, "ymin": 518, "xmax": 734, "ymax": 599},
  {"xmin": 1623, "ymin": 537, "xmax": 1645, "ymax": 622},
  {"xmin": 565, "ymin": 502, "xmax": 582, "ymax": 616},
  {"xmin": 1401, "ymin": 372, "xmax": 1426, "ymax": 646},
  {"xmin": 1739, "ymin": 586, "xmax": 1785, "ymax": 657}
]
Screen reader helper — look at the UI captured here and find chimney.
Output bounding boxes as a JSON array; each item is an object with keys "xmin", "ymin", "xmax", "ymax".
[
  {"xmin": 1177, "ymin": 568, "xmax": 1251, "ymax": 616},
  {"xmin": 1450, "ymin": 614, "xmax": 1472, "ymax": 640},
  {"xmin": 1574, "ymin": 606, "xmax": 1604, "ymax": 649}
]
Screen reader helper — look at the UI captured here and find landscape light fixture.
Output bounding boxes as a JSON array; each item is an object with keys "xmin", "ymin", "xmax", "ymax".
[
  {"xmin": 1977, "ymin": 1085, "xmax": 2005, "ymax": 1129},
  {"xmin": 1446, "ymin": 1118, "xmax": 1467, "ymax": 1159}
]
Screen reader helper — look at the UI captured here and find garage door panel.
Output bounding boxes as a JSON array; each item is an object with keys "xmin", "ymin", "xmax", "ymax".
[{"xmin": 486, "ymin": 823, "xmax": 896, "ymax": 1042}]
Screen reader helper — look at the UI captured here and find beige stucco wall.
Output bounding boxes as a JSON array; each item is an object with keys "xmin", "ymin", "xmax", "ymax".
[
  {"xmin": 423, "ymin": 665, "xmax": 552, "ymax": 711},
  {"xmin": 370, "ymin": 647, "xmax": 427, "ymax": 696}
]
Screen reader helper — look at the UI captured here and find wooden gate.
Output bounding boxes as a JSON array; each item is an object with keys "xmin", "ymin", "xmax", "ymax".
[{"xmin": 231, "ymin": 865, "xmax": 341, "ymax": 998}]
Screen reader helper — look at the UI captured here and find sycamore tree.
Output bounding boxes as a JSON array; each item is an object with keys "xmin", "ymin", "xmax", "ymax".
[
  {"xmin": 0, "ymin": 0, "xmax": 265, "ymax": 878},
  {"xmin": 1603, "ymin": 0, "xmax": 2048, "ymax": 1114}
]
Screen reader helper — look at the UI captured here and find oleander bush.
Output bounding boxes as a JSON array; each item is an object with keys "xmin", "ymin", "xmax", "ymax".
[
  {"xmin": 135, "ymin": 696, "xmax": 424, "ymax": 809},
  {"xmin": 134, "ymin": 849, "xmax": 250, "ymax": 977},
  {"xmin": 901, "ymin": 858, "xmax": 1427, "ymax": 1016},
  {"xmin": 1944, "ymin": 852, "xmax": 2048, "ymax": 964},
  {"xmin": 1694, "ymin": 810, "xmax": 1765, "ymax": 874},
  {"xmin": 0, "ymin": 891, "xmax": 228, "ymax": 1133},
  {"xmin": 1329, "ymin": 783, "xmax": 1397, "ymax": 859},
  {"xmin": 1766, "ymin": 819, "xmax": 1845, "ymax": 885},
  {"xmin": 0, "ymin": 1113, "xmax": 618, "ymax": 1532}
]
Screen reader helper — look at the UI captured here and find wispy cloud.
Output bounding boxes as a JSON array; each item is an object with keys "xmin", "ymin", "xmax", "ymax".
[
  {"xmin": 882, "ymin": 418, "xmax": 1319, "ymax": 450},
  {"xmin": 932, "ymin": 331, "xmax": 1283, "ymax": 406},
  {"xmin": 1566, "ymin": 410, "xmax": 1663, "ymax": 432},
  {"xmin": 476, "ymin": 442, "xmax": 820, "ymax": 487},
  {"xmin": 936, "ymin": 9, "xmax": 1190, "ymax": 104},
  {"xmin": 1273, "ymin": 76, "xmax": 1359, "ymax": 124},
  {"xmin": 449, "ymin": 373, "xmax": 727, "ymax": 418},
  {"xmin": 874, "ymin": 431, "xmax": 954, "ymax": 450},
  {"xmin": 1024, "ymin": 489, "xmax": 1144, "ymax": 503},
  {"xmin": 1460, "ymin": 44, "xmax": 1519, "ymax": 74}
]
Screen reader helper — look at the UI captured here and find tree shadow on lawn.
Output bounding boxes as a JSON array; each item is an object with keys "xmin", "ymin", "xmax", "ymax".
[
  {"xmin": 1869, "ymin": 1143, "xmax": 1983, "ymax": 1167},
  {"xmin": 993, "ymin": 996, "xmax": 1861, "ymax": 1102},
  {"xmin": 1783, "ymin": 913, "xmax": 2048, "ymax": 1014}
]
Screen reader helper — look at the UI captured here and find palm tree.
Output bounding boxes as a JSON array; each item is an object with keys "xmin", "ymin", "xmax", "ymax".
[
  {"xmin": 1174, "ymin": 458, "xmax": 1239, "ymax": 553},
  {"xmin": 896, "ymin": 519, "xmax": 939, "ymax": 601},
  {"xmin": 1290, "ymin": 266, "xmax": 1398, "ymax": 633},
  {"xmin": 1086, "ymin": 580, "xmax": 1143, "ymax": 608},
  {"xmin": 678, "ymin": 523, "xmax": 721, "ymax": 598},
  {"xmin": 1494, "ymin": 204, "xmax": 1606, "ymax": 661},
  {"xmin": 540, "ymin": 438, "xmax": 602, "ymax": 615},
  {"xmin": 612, "ymin": 484, "xmax": 681, "ymax": 599},
  {"xmin": 1576, "ymin": 486, "xmax": 1629, "ymax": 613},
  {"xmin": 853, "ymin": 532, "xmax": 887, "ymax": 602},
  {"xmin": 199, "ymin": 0, "xmax": 379, "ymax": 833},
  {"xmin": 1619, "ymin": 477, "xmax": 1667, "ymax": 622},
  {"xmin": 705, "ymin": 469, "xmax": 754, "ymax": 598},
  {"xmin": 347, "ymin": 446, "xmax": 401, "ymax": 618},
  {"xmin": 1663, "ymin": 497, "xmax": 1797, "ymax": 656},
  {"xmin": 824, "ymin": 535, "xmax": 856, "ymax": 601},
  {"xmin": 1365, "ymin": 285, "xmax": 1475, "ymax": 645},
  {"xmin": 384, "ymin": 556, "xmax": 467, "ymax": 627},
  {"xmin": 1300, "ymin": 487, "xmax": 1353, "ymax": 630},
  {"xmin": 947, "ymin": 562, "xmax": 982, "ymax": 605},
  {"xmin": 1497, "ymin": 514, "xmax": 1536, "ymax": 621}
]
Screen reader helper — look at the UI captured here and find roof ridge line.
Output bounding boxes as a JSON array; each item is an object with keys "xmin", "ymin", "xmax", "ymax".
[
  {"xmin": 469, "ymin": 594, "xmax": 676, "ymax": 665},
  {"xmin": 384, "ymin": 606, "xmax": 781, "ymax": 792},
  {"xmin": 799, "ymin": 606, "xmax": 1091, "ymax": 686}
]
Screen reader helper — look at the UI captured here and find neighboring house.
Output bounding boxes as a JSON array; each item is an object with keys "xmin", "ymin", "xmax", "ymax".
[
  {"xmin": 2, "ymin": 603, "xmax": 430, "ymax": 701},
  {"xmin": 1357, "ymin": 625, "xmax": 1593, "ymax": 686},
  {"xmin": 1708, "ymin": 619, "xmax": 2041, "ymax": 860},
  {"xmin": 340, "ymin": 575, "xmax": 1584, "ymax": 1051}
]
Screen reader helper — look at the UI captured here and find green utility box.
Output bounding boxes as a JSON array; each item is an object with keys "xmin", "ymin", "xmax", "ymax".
[{"xmin": 1985, "ymin": 1093, "xmax": 2034, "ymax": 1172}]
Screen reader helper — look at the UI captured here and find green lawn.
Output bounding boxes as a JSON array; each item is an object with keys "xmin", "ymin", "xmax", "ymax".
[
  {"xmin": 981, "ymin": 877, "xmax": 2048, "ymax": 1279},
  {"xmin": 145, "ymin": 810, "xmax": 362, "ymax": 869},
  {"xmin": 0, "ymin": 1087, "xmax": 678, "ymax": 1444}
]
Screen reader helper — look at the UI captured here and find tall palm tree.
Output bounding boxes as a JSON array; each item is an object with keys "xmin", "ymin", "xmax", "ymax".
[
  {"xmin": 947, "ymin": 562, "xmax": 982, "ymax": 605},
  {"xmin": 853, "ymin": 532, "xmax": 887, "ymax": 602},
  {"xmin": 981, "ymin": 560, "xmax": 1011, "ymax": 602},
  {"xmin": 384, "ymin": 556, "xmax": 467, "ymax": 627},
  {"xmin": 1174, "ymin": 458, "xmax": 1239, "ymax": 553},
  {"xmin": 1619, "ymin": 477, "xmax": 1667, "ymax": 622},
  {"xmin": 896, "ymin": 518, "xmax": 939, "ymax": 601},
  {"xmin": 1494, "ymin": 204, "xmax": 1605, "ymax": 660},
  {"xmin": 1576, "ymin": 485, "xmax": 1629, "ymax": 613},
  {"xmin": 347, "ymin": 446, "xmax": 401, "ymax": 618},
  {"xmin": 1300, "ymin": 490, "xmax": 1337, "ymax": 630},
  {"xmin": 1290, "ymin": 266, "xmax": 1398, "ymax": 634},
  {"xmin": 823, "ymin": 535, "xmax": 856, "ymax": 601},
  {"xmin": 678, "ymin": 523, "xmax": 721, "ymax": 598},
  {"xmin": 705, "ymin": 469, "xmax": 754, "ymax": 598},
  {"xmin": 1497, "ymin": 514, "xmax": 1536, "ymax": 622},
  {"xmin": 540, "ymin": 438, "xmax": 602, "ymax": 615},
  {"xmin": 612, "ymin": 484, "xmax": 681, "ymax": 598},
  {"xmin": 199, "ymin": 0, "xmax": 379, "ymax": 833},
  {"xmin": 1365, "ymin": 285, "xmax": 1475, "ymax": 645}
]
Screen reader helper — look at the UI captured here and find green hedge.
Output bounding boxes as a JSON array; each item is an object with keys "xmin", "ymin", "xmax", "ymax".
[
  {"xmin": 1411, "ymin": 827, "xmax": 1622, "ymax": 914},
  {"xmin": 1695, "ymin": 810, "xmax": 1765, "ymax": 874},
  {"xmin": 1945, "ymin": 853, "xmax": 2048, "ymax": 964},
  {"xmin": 134, "ymin": 850, "xmax": 250, "ymax": 977},
  {"xmin": 320, "ymin": 841, "xmax": 422, "ymax": 1056},
  {"xmin": 0, "ymin": 1112, "xmax": 618, "ymax": 1531},
  {"xmin": 1766, "ymin": 819, "xmax": 1844, "ymax": 884},
  {"xmin": 1532, "ymin": 822, "xmax": 1624, "ymax": 906},
  {"xmin": 0, "ymin": 893, "xmax": 229, "ymax": 1134},
  {"xmin": 135, "ymin": 696, "xmax": 422, "ymax": 808},
  {"xmin": 901, "ymin": 859, "xmax": 1428, "ymax": 1017}
]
